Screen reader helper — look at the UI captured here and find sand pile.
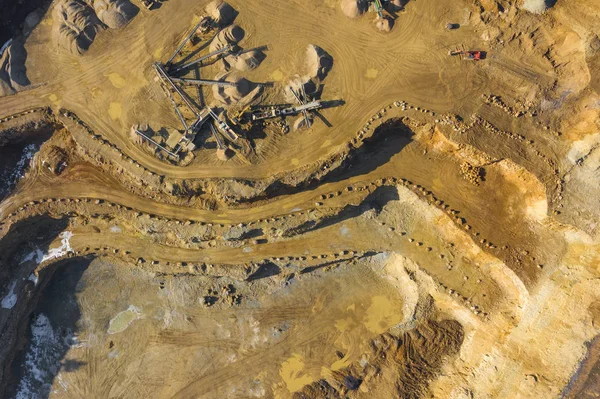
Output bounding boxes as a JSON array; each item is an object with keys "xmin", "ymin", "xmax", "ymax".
[
  {"xmin": 306, "ymin": 44, "xmax": 333, "ymax": 80},
  {"xmin": 284, "ymin": 75, "xmax": 318, "ymax": 103},
  {"xmin": 209, "ymin": 24, "xmax": 245, "ymax": 53},
  {"xmin": 212, "ymin": 74, "xmax": 262, "ymax": 106},
  {"xmin": 376, "ymin": 16, "xmax": 394, "ymax": 33},
  {"xmin": 216, "ymin": 147, "xmax": 233, "ymax": 161},
  {"xmin": 341, "ymin": 0, "xmax": 368, "ymax": 18},
  {"xmin": 91, "ymin": 0, "xmax": 136, "ymax": 29},
  {"xmin": 0, "ymin": 39, "xmax": 30, "ymax": 96},
  {"xmin": 205, "ymin": 0, "xmax": 236, "ymax": 27},
  {"xmin": 52, "ymin": 0, "xmax": 99, "ymax": 55},
  {"xmin": 223, "ymin": 49, "xmax": 265, "ymax": 71},
  {"xmin": 388, "ymin": 0, "xmax": 404, "ymax": 11}
]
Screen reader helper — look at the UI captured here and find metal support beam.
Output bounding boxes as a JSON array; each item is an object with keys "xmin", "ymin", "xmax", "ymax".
[
  {"xmin": 153, "ymin": 62, "xmax": 202, "ymax": 118},
  {"xmin": 251, "ymin": 101, "xmax": 322, "ymax": 121},
  {"xmin": 166, "ymin": 20, "xmax": 204, "ymax": 66},
  {"xmin": 209, "ymin": 122, "xmax": 225, "ymax": 150},
  {"xmin": 134, "ymin": 129, "xmax": 179, "ymax": 158},
  {"xmin": 171, "ymin": 44, "xmax": 233, "ymax": 74},
  {"xmin": 167, "ymin": 91, "xmax": 188, "ymax": 132},
  {"xmin": 207, "ymin": 108, "xmax": 238, "ymax": 141},
  {"xmin": 373, "ymin": 0, "xmax": 384, "ymax": 18},
  {"xmin": 290, "ymin": 87, "xmax": 311, "ymax": 128},
  {"xmin": 170, "ymin": 77, "xmax": 237, "ymax": 87}
]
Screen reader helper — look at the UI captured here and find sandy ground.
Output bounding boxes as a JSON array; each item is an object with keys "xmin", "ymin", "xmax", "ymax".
[{"xmin": 0, "ymin": 0, "xmax": 600, "ymax": 398}]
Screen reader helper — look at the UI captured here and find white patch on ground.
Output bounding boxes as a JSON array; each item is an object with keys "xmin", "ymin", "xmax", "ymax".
[
  {"xmin": 41, "ymin": 232, "xmax": 74, "ymax": 263},
  {"xmin": 1, "ymin": 280, "xmax": 18, "ymax": 309},
  {"xmin": 28, "ymin": 273, "xmax": 39, "ymax": 286},
  {"xmin": 521, "ymin": 0, "xmax": 549, "ymax": 14},
  {"xmin": 247, "ymin": 317, "xmax": 262, "ymax": 348},
  {"xmin": 340, "ymin": 225, "xmax": 349, "ymax": 236},
  {"xmin": 107, "ymin": 305, "xmax": 142, "ymax": 334},
  {"xmin": 20, "ymin": 232, "xmax": 74, "ymax": 266},
  {"xmin": 243, "ymin": 247, "xmax": 253, "ymax": 253},
  {"xmin": 20, "ymin": 248, "xmax": 44, "ymax": 264},
  {"xmin": 525, "ymin": 198, "xmax": 548, "ymax": 221},
  {"xmin": 15, "ymin": 313, "xmax": 71, "ymax": 399},
  {"xmin": 566, "ymin": 133, "xmax": 600, "ymax": 164},
  {"xmin": 109, "ymin": 225, "xmax": 122, "ymax": 233},
  {"xmin": 249, "ymin": 385, "xmax": 266, "ymax": 397}
]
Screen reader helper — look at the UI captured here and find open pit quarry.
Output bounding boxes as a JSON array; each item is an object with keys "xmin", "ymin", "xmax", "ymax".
[{"xmin": 1, "ymin": 0, "xmax": 600, "ymax": 398}]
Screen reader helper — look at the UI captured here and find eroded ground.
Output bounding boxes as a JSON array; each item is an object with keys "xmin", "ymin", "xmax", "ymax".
[{"xmin": 1, "ymin": 0, "xmax": 600, "ymax": 398}]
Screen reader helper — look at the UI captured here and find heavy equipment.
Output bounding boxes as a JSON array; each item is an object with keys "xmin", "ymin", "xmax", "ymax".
[
  {"xmin": 449, "ymin": 50, "xmax": 483, "ymax": 61},
  {"xmin": 250, "ymin": 101, "xmax": 323, "ymax": 121},
  {"xmin": 289, "ymin": 86, "xmax": 313, "ymax": 129},
  {"xmin": 373, "ymin": 0, "xmax": 384, "ymax": 18}
]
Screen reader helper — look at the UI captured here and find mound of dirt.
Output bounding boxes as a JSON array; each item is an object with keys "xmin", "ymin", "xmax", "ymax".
[
  {"xmin": 205, "ymin": 0, "xmax": 236, "ymax": 27},
  {"xmin": 294, "ymin": 319, "xmax": 464, "ymax": 398},
  {"xmin": 223, "ymin": 49, "xmax": 265, "ymax": 71},
  {"xmin": 52, "ymin": 0, "xmax": 99, "ymax": 54},
  {"xmin": 209, "ymin": 24, "xmax": 245, "ymax": 53},
  {"xmin": 340, "ymin": 0, "xmax": 368, "ymax": 19},
  {"xmin": 212, "ymin": 74, "xmax": 262, "ymax": 106},
  {"xmin": 0, "ymin": 45, "xmax": 16, "ymax": 96},
  {"xmin": 0, "ymin": 76, "xmax": 12, "ymax": 96},
  {"xmin": 92, "ymin": 0, "xmax": 136, "ymax": 29},
  {"xmin": 0, "ymin": 38, "xmax": 30, "ymax": 96},
  {"xmin": 216, "ymin": 147, "xmax": 233, "ymax": 161},
  {"xmin": 306, "ymin": 44, "xmax": 333, "ymax": 80}
]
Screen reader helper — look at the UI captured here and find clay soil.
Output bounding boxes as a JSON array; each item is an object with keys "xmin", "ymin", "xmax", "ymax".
[{"xmin": 1, "ymin": 0, "xmax": 600, "ymax": 398}]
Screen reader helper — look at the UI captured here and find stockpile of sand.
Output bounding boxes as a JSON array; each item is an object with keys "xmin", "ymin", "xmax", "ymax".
[
  {"xmin": 52, "ymin": 0, "xmax": 99, "ymax": 55},
  {"xmin": 341, "ymin": 0, "xmax": 368, "ymax": 18},
  {"xmin": 376, "ymin": 17, "xmax": 393, "ymax": 33},
  {"xmin": 205, "ymin": 0, "xmax": 236, "ymax": 27},
  {"xmin": 209, "ymin": 24, "xmax": 245, "ymax": 53},
  {"xmin": 305, "ymin": 44, "xmax": 333, "ymax": 80},
  {"xmin": 283, "ymin": 43, "xmax": 332, "ymax": 100},
  {"xmin": 388, "ymin": 0, "xmax": 404, "ymax": 11},
  {"xmin": 282, "ymin": 44, "xmax": 334, "ymax": 130},
  {"xmin": 91, "ymin": 0, "xmax": 136, "ymax": 29},
  {"xmin": 340, "ymin": 0, "xmax": 396, "ymax": 32},
  {"xmin": 284, "ymin": 75, "xmax": 318, "ymax": 103},
  {"xmin": 212, "ymin": 74, "xmax": 262, "ymax": 106},
  {"xmin": 223, "ymin": 49, "xmax": 266, "ymax": 71}
]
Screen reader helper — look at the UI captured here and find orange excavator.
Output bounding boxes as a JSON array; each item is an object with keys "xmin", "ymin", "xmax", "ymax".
[{"xmin": 449, "ymin": 50, "xmax": 483, "ymax": 61}]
